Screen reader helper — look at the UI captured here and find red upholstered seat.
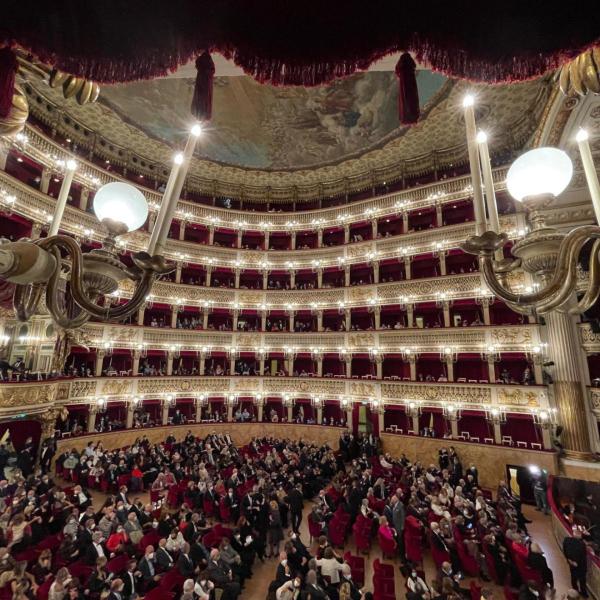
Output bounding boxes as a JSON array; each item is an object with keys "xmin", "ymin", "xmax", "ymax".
[
  {"xmin": 106, "ymin": 553, "xmax": 130, "ymax": 574},
  {"xmin": 308, "ymin": 513, "xmax": 322, "ymax": 542},
  {"xmin": 160, "ymin": 567, "xmax": 185, "ymax": 591},
  {"xmin": 343, "ymin": 552, "xmax": 365, "ymax": 587},
  {"xmin": 328, "ymin": 520, "xmax": 346, "ymax": 547},
  {"xmin": 219, "ymin": 498, "xmax": 231, "ymax": 521},
  {"xmin": 36, "ymin": 576, "xmax": 54, "ymax": 600}
]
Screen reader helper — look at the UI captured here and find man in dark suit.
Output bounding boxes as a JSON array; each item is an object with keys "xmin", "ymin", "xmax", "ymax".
[
  {"xmin": 302, "ymin": 569, "xmax": 328, "ymax": 600},
  {"xmin": 177, "ymin": 542, "xmax": 197, "ymax": 578},
  {"xmin": 120, "ymin": 559, "xmax": 141, "ymax": 600},
  {"xmin": 155, "ymin": 538, "xmax": 174, "ymax": 572},
  {"xmin": 138, "ymin": 545, "xmax": 161, "ymax": 591},
  {"xmin": 286, "ymin": 484, "xmax": 304, "ymax": 534},
  {"xmin": 563, "ymin": 528, "xmax": 588, "ymax": 598},
  {"xmin": 107, "ymin": 578, "xmax": 125, "ymax": 600},
  {"xmin": 206, "ymin": 549, "xmax": 241, "ymax": 600},
  {"xmin": 85, "ymin": 531, "xmax": 108, "ymax": 565},
  {"xmin": 183, "ymin": 512, "xmax": 202, "ymax": 543}
]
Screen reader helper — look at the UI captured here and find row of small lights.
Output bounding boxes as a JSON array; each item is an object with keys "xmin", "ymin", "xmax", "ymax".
[
  {"xmin": 91, "ymin": 394, "xmax": 554, "ymax": 420},
  {"xmin": 122, "ymin": 286, "xmax": 495, "ymax": 312},
  {"xmin": 17, "ymin": 128, "xmax": 494, "ymax": 234},
  {"xmin": 99, "ymin": 339, "xmax": 546, "ymax": 357},
  {"xmin": 0, "ymin": 184, "xmax": 527, "ymax": 272}
]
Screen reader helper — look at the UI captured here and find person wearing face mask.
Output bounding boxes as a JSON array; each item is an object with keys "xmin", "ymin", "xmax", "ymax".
[
  {"xmin": 224, "ymin": 487, "xmax": 240, "ymax": 522},
  {"xmin": 276, "ymin": 577, "xmax": 302, "ymax": 600},
  {"xmin": 205, "ymin": 549, "xmax": 241, "ymax": 600},
  {"xmin": 107, "ymin": 524, "xmax": 129, "ymax": 555},
  {"xmin": 407, "ymin": 568, "xmax": 430, "ymax": 599},
  {"xmin": 138, "ymin": 545, "xmax": 161, "ymax": 591},
  {"xmin": 124, "ymin": 512, "xmax": 143, "ymax": 545}
]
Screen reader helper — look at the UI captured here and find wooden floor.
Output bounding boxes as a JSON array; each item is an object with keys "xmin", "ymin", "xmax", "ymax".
[{"xmin": 88, "ymin": 486, "xmax": 573, "ymax": 599}]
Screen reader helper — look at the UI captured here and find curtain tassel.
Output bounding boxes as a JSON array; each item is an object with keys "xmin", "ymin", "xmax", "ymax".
[
  {"xmin": 191, "ymin": 50, "xmax": 215, "ymax": 121},
  {"xmin": 0, "ymin": 46, "xmax": 17, "ymax": 119},
  {"xmin": 395, "ymin": 52, "xmax": 420, "ymax": 125}
]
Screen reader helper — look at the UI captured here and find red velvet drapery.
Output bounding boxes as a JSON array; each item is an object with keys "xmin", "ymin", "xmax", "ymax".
[{"xmin": 4, "ymin": 1, "xmax": 598, "ymax": 85}]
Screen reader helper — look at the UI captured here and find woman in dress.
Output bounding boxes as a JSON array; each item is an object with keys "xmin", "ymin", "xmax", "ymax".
[{"xmin": 267, "ymin": 499, "xmax": 284, "ymax": 558}]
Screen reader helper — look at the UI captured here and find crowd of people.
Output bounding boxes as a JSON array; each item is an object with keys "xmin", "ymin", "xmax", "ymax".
[{"xmin": 0, "ymin": 426, "xmax": 592, "ymax": 600}]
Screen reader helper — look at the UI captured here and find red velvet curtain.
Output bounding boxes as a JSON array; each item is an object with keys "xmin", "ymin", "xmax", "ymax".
[
  {"xmin": 0, "ymin": 420, "xmax": 41, "ymax": 451},
  {"xmin": 4, "ymin": 1, "xmax": 598, "ymax": 85},
  {"xmin": 501, "ymin": 414, "xmax": 541, "ymax": 445}
]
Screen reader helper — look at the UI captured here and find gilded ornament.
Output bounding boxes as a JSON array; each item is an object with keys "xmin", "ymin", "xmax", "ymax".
[
  {"xmin": 559, "ymin": 48, "xmax": 600, "ymax": 96},
  {"xmin": 0, "ymin": 84, "xmax": 28, "ymax": 138}
]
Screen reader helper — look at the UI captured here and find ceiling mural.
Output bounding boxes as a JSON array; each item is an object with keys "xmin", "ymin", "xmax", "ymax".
[
  {"xmin": 24, "ymin": 73, "xmax": 552, "ymax": 201},
  {"xmin": 99, "ymin": 71, "xmax": 447, "ymax": 169}
]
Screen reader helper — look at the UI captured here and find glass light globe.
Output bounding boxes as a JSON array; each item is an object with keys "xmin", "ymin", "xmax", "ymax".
[
  {"xmin": 506, "ymin": 147, "xmax": 573, "ymax": 202},
  {"xmin": 93, "ymin": 182, "xmax": 148, "ymax": 232}
]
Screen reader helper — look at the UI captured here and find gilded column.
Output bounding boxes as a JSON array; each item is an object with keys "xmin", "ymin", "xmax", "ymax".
[
  {"xmin": 449, "ymin": 416, "xmax": 459, "ymax": 438},
  {"xmin": 345, "ymin": 357, "xmax": 352, "ymax": 378},
  {"xmin": 95, "ymin": 350, "xmax": 105, "ymax": 377},
  {"xmin": 132, "ymin": 350, "xmax": 141, "ymax": 377},
  {"xmin": 372, "ymin": 261, "xmax": 379, "ymax": 284},
  {"xmin": 166, "ymin": 351, "xmax": 174, "ymax": 376},
  {"xmin": 79, "ymin": 187, "xmax": 90, "ymax": 211},
  {"xmin": 126, "ymin": 404, "xmax": 135, "ymax": 429},
  {"xmin": 87, "ymin": 407, "xmax": 97, "ymax": 433},
  {"xmin": 545, "ymin": 309, "xmax": 592, "ymax": 459},
  {"xmin": 487, "ymin": 358, "xmax": 496, "ymax": 383},
  {"xmin": 408, "ymin": 355, "xmax": 417, "ymax": 381}
]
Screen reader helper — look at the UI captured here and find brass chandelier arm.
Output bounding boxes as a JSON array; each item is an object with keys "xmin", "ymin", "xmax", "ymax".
[
  {"xmin": 573, "ymin": 239, "xmax": 600, "ymax": 315},
  {"xmin": 36, "ymin": 236, "xmax": 157, "ymax": 322},
  {"xmin": 472, "ymin": 226, "xmax": 600, "ymax": 314},
  {"xmin": 13, "ymin": 281, "xmax": 44, "ymax": 322},
  {"xmin": 44, "ymin": 246, "xmax": 92, "ymax": 329}
]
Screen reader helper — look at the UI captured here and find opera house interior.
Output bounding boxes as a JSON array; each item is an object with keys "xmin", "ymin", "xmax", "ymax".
[{"xmin": 0, "ymin": 4, "xmax": 599, "ymax": 600}]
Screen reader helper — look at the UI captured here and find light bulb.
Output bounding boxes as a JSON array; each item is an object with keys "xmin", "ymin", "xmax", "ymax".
[
  {"xmin": 506, "ymin": 147, "xmax": 573, "ymax": 202},
  {"xmin": 463, "ymin": 94, "xmax": 475, "ymax": 108},
  {"xmin": 174, "ymin": 153, "xmax": 184, "ymax": 165},
  {"xmin": 476, "ymin": 131, "xmax": 487, "ymax": 144},
  {"xmin": 576, "ymin": 128, "xmax": 589, "ymax": 143},
  {"xmin": 191, "ymin": 124, "xmax": 202, "ymax": 136},
  {"xmin": 93, "ymin": 182, "xmax": 149, "ymax": 232},
  {"xmin": 66, "ymin": 159, "xmax": 77, "ymax": 171}
]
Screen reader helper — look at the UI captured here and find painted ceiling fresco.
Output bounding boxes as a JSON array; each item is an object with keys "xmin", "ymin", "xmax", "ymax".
[{"xmin": 99, "ymin": 71, "xmax": 447, "ymax": 170}]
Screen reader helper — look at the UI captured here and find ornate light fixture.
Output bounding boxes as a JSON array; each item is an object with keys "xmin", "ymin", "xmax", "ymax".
[
  {"xmin": 405, "ymin": 400, "xmax": 422, "ymax": 417},
  {"xmin": 439, "ymin": 346, "xmax": 457, "ymax": 362},
  {"xmin": 486, "ymin": 405, "xmax": 507, "ymax": 424},
  {"xmin": 0, "ymin": 125, "xmax": 202, "ymax": 330},
  {"xmin": 461, "ymin": 146, "xmax": 597, "ymax": 315},
  {"xmin": 443, "ymin": 403, "xmax": 462, "ymax": 419},
  {"xmin": 0, "ymin": 181, "xmax": 170, "ymax": 329},
  {"xmin": 481, "ymin": 344, "xmax": 501, "ymax": 362},
  {"xmin": 532, "ymin": 407, "xmax": 558, "ymax": 428}
]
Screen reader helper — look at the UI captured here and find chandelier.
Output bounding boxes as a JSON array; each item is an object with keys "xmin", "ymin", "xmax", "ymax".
[
  {"xmin": 462, "ymin": 143, "xmax": 600, "ymax": 315},
  {"xmin": 0, "ymin": 125, "xmax": 202, "ymax": 329}
]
